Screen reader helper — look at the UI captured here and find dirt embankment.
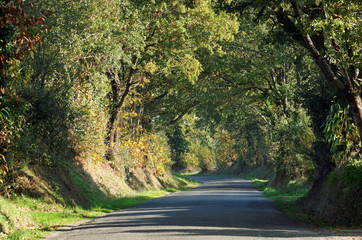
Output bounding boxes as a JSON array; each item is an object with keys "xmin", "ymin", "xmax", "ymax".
[{"xmin": 10, "ymin": 160, "xmax": 185, "ymax": 209}]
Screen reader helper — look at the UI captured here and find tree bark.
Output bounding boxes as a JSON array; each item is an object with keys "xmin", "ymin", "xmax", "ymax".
[
  {"xmin": 304, "ymin": 33, "xmax": 362, "ymax": 143},
  {"xmin": 345, "ymin": 92, "xmax": 362, "ymax": 141},
  {"xmin": 107, "ymin": 80, "xmax": 132, "ymax": 159},
  {"xmin": 106, "ymin": 55, "xmax": 140, "ymax": 160}
]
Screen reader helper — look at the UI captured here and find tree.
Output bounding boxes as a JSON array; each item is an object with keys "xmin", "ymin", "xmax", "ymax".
[
  {"xmin": 166, "ymin": 125, "xmax": 190, "ymax": 170},
  {"xmin": 105, "ymin": 0, "xmax": 238, "ymax": 158},
  {"xmin": 0, "ymin": 0, "xmax": 48, "ymax": 183},
  {"xmin": 218, "ymin": 0, "xmax": 362, "ymax": 144},
  {"xmin": 20, "ymin": 0, "xmax": 121, "ymax": 166}
]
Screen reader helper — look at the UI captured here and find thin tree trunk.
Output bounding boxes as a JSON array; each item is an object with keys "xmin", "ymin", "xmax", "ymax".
[
  {"xmin": 107, "ymin": 55, "xmax": 140, "ymax": 159},
  {"xmin": 107, "ymin": 80, "xmax": 133, "ymax": 160},
  {"xmin": 346, "ymin": 92, "xmax": 362, "ymax": 142}
]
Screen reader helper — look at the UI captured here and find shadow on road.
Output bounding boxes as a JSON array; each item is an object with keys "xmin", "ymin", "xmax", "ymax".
[{"xmin": 50, "ymin": 177, "xmax": 360, "ymax": 239}]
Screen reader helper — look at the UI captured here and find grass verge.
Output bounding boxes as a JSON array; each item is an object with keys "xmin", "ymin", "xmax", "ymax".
[
  {"xmin": 245, "ymin": 176, "xmax": 318, "ymax": 225},
  {"xmin": 0, "ymin": 173, "xmax": 198, "ymax": 240}
]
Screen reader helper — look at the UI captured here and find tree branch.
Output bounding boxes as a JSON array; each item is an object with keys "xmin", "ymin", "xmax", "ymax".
[
  {"xmin": 167, "ymin": 101, "xmax": 199, "ymax": 126},
  {"xmin": 288, "ymin": 0, "xmax": 345, "ymax": 91},
  {"xmin": 149, "ymin": 92, "xmax": 168, "ymax": 104}
]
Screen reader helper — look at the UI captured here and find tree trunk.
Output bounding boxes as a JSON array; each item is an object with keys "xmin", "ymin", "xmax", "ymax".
[
  {"xmin": 286, "ymin": 0, "xmax": 362, "ymax": 144},
  {"xmin": 107, "ymin": 81, "xmax": 132, "ymax": 160},
  {"xmin": 345, "ymin": 92, "xmax": 362, "ymax": 142},
  {"xmin": 301, "ymin": 32, "xmax": 362, "ymax": 143},
  {"xmin": 108, "ymin": 107, "xmax": 121, "ymax": 158}
]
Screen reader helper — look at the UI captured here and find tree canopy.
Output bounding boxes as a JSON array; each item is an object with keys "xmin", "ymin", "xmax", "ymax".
[{"xmin": 0, "ymin": 0, "xmax": 361, "ymax": 227}]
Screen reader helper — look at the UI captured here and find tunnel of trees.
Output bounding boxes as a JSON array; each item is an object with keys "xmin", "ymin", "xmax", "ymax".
[{"xmin": 0, "ymin": 0, "xmax": 361, "ymax": 227}]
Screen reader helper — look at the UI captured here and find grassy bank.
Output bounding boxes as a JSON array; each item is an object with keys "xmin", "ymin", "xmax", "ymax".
[
  {"xmin": 242, "ymin": 166, "xmax": 361, "ymax": 229},
  {"xmin": 246, "ymin": 177, "xmax": 313, "ymax": 224},
  {"xmin": 0, "ymin": 172, "xmax": 198, "ymax": 240}
]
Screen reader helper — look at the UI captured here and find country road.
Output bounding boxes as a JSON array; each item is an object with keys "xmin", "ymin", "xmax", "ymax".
[{"xmin": 45, "ymin": 176, "xmax": 360, "ymax": 240}]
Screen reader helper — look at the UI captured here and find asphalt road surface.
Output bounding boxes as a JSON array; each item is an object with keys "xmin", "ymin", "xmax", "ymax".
[{"xmin": 45, "ymin": 176, "xmax": 360, "ymax": 240}]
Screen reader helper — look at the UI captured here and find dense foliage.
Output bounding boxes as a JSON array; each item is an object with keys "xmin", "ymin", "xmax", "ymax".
[{"xmin": 0, "ymin": 0, "xmax": 360, "ymax": 227}]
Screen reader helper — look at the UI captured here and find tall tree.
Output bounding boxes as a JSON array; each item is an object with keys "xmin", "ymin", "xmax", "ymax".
[
  {"xmin": 218, "ymin": 0, "xmax": 362, "ymax": 144},
  {"xmin": 0, "ymin": 0, "xmax": 48, "ymax": 175},
  {"xmin": 105, "ymin": 0, "xmax": 238, "ymax": 158}
]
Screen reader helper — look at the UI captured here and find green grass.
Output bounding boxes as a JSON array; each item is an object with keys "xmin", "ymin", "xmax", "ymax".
[
  {"xmin": 189, "ymin": 173, "xmax": 243, "ymax": 178},
  {"xmin": 245, "ymin": 176, "xmax": 315, "ymax": 225},
  {"xmin": 0, "ymin": 174, "xmax": 198, "ymax": 240},
  {"xmin": 172, "ymin": 172, "xmax": 199, "ymax": 184}
]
